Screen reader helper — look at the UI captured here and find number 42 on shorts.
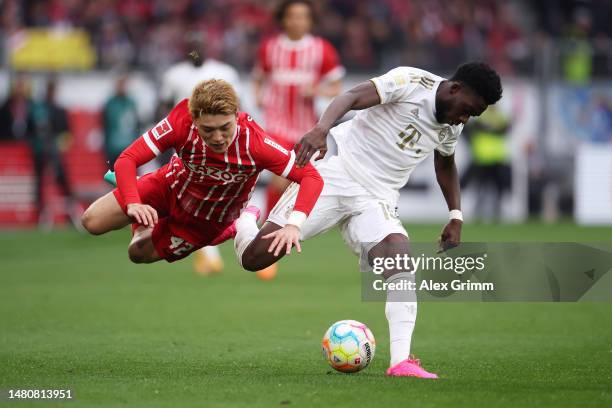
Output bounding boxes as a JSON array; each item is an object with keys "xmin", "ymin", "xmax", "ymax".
[{"xmin": 170, "ymin": 236, "xmax": 194, "ymax": 256}]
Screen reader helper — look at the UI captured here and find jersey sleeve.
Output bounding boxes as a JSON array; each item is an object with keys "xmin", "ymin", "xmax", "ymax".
[
  {"xmin": 249, "ymin": 118, "xmax": 295, "ymax": 177},
  {"xmin": 249, "ymin": 119, "xmax": 323, "ymax": 216},
  {"xmin": 370, "ymin": 67, "xmax": 420, "ymax": 104},
  {"xmin": 435, "ymin": 126, "xmax": 463, "ymax": 157},
  {"xmin": 319, "ymin": 39, "xmax": 345, "ymax": 82},
  {"xmin": 114, "ymin": 100, "xmax": 190, "ymax": 206},
  {"xmin": 141, "ymin": 99, "xmax": 189, "ymax": 156}
]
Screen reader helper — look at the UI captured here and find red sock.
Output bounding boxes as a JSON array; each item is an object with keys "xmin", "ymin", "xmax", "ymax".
[{"xmin": 265, "ymin": 185, "xmax": 284, "ymax": 219}]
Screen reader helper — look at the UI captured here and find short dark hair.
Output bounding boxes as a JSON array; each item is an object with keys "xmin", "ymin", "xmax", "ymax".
[
  {"xmin": 275, "ymin": 0, "xmax": 315, "ymax": 24},
  {"xmin": 450, "ymin": 62, "xmax": 502, "ymax": 105}
]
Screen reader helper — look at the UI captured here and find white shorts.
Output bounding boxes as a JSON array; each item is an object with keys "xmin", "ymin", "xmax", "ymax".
[{"xmin": 268, "ymin": 156, "xmax": 408, "ymax": 255}]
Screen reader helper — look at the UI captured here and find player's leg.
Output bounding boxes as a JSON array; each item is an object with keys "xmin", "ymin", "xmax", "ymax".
[
  {"xmin": 82, "ymin": 192, "xmax": 162, "ymax": 263},
  {"xmin": 81, "ymin": 191, "xmax": 132, "ymax": 235},
  {"xmin": 92, "ymin": 168, "xmax": 172, "ymax": 263},
  {"xmin": 236, "ymin": 182, "xmax": 343, "ymax": 272},
  {"xmin": 127, "ymin": 225, "xmax": 162, "ymax": 263},
  {"xmin": 342, "ymin": 198, "xmax": 437, "ymax": 378},
  {"xmin": 238, "ymin": 220, "xmax": 284, "ymax": 272}
]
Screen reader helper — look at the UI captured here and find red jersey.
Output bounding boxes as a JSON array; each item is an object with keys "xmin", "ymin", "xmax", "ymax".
[
  {"xmin": 255, "ymin": 34, "xmax": 344, "ymax": 143},
  {"xmin": 114, "ymin": 99, "xmax": 323, "ymax": 223}
]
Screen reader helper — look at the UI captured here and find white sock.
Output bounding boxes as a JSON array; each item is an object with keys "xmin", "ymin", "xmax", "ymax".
[
  {"xmin": 233, "ymin": 212, "xmax": 260, "ymax": 267},
  {"xmin": 385, "ymin": 272, "xmax": 417, "ymax": 367},
  {"xmin": 200, "ymin": 245, "xmax": 221, "ymax": 260}
]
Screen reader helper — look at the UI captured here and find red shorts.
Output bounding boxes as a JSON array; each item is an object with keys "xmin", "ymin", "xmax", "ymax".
[{"xmin": 113, "ymin": 166, "xmax": 232, "ymax": 262}]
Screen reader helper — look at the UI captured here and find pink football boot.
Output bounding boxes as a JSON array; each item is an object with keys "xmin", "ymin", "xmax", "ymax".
[
  {"xmin": 210, "ymin": 206, "xmax": 261, "ymax": 245},
  {"xmin": 386, "ymin": 356, "xmax": 439, "ymax": 379}
]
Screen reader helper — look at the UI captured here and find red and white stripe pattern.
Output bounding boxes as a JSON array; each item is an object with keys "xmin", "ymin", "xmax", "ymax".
[
  {"xmin": 167, "ymin": 118, "xmax": 260, "ymax": 223},
  {"xmin": 258, "ymin": 34, "xmax": 344, "ymax": 143}
]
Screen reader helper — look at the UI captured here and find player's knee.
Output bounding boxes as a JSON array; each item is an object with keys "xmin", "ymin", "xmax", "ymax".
[
  {"xmin": 368, "ymin": 233, "xmax": 410, "ymax": 279},
  {"xmin": 241, "ymin": 251, "xmax": 262, "ymax": 272},
  {"xmin": 128, "ymin": 239, "xmax": 153, "ymax": 264},
  {"xmin": 370, "ymin": 233, "xmax": 408, "ymax": 258},
  {"xmin": 128, "ymin": 245, "xmax": 146, "ymax": 264},
  {"xmin": 381, "ymin": 233, "xmax": 409, "ymax": 247},
  {"xmin": 81, "ymin": 207, "xmax": 104, "ymax": 235}
]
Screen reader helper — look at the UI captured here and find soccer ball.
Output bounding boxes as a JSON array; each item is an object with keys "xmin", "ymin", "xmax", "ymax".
[{"xmin": 321, "ymin": 320, "xmax": 376, "ymax": 373}]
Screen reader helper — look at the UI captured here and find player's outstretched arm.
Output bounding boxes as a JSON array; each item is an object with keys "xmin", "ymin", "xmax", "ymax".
[
  {"xmin": 434, "ymin": 150, "xmax": 463, "ymax": 251},
  {"xmin": 296, "ymin": 81, "xmax": 381, "ymax": 166},
  {"xmin": 261, "ymin": 163, "xmax": 323, "ymax": 257}
]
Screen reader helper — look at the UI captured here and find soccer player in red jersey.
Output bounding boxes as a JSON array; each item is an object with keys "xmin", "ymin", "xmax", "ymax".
[
  {"xmin": 253, "ymin": 0, "xmax": 344, "ymax": 278},
  {"xmin": 81, "ymin": 79, "xmax": 323, "ymax": 264},
  {"xmin": 254, "ymin": 0, "xmax": 344, "ymax": 216}
]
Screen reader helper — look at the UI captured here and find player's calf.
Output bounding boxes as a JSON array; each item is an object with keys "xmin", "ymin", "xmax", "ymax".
[{"xmin": 368, "ymin": 233, "xmax": 411, "ymax": 280}]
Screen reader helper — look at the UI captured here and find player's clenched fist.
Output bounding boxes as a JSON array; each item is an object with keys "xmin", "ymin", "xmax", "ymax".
[
  {"xmin": 438, "ymin": 219, "xmax": 462, "ymax": 252},
  {"xmin": 127, "ymin": 203, "xmax": 159, "ymax": 227},
  {"xmin": 262, "ymin": 224, "xmax": 302, "ymax": 257}
]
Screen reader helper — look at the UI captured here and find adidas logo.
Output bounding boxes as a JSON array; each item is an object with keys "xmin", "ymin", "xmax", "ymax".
[{"xmin": 410, "ymin": 108, "xmax": 419, "ymax": 118}]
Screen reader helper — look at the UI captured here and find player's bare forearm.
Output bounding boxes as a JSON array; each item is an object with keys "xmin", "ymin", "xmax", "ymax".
[
  {"xmin": 317, "ymin": 81, "xmax": 380, "ymax": 131},
  {"xmin": 434, "ymin": 150, "xmax": 462, "ymax": 250},
  {"xmin": 296, "ymin": 81, "xmax": 380, "ymax": 166},
  {"xmin": 434, "ymin": 151, "xmax": 461, "ymax": 211}
]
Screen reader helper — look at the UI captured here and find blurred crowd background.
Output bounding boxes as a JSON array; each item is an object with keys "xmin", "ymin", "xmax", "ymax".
[
  {"xmin": 2, "ymin": 0, "xmax": 611, "ymax": 77},
  {"xmin": 0, "ymin": 0, "xmax": 611, "ymax": 229}
]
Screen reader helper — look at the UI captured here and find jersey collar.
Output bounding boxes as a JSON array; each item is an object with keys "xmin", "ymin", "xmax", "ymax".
[
  {"xmin": 279, "ymin": 34, "xmax": 314, "ymax": 49},
  {"xmin": 429, "ymin": 79, "xmax": 442, "ymax": 125},
  {"xmin": 428, "ymin": 79, "xmax": 453, "ymax": 130}
]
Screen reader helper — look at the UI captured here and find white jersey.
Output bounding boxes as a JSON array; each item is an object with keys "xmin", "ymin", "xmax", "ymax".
[
  {"xmin": 330, "ymin": 66, "xmax": 463, "ymax": 205},
  {"xmin": 160, "ymin": 59, "xmax": 242, "ymax": 103}
]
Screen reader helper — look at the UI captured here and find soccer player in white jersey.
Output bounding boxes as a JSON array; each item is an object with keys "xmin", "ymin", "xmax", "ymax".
[
  {"xmin": 159, "ymin": 34, "xmax": 242, "ymax": 276},
  {"xmin": 233, "ymin": 62, "xmax": 503, "ymax": 378}
]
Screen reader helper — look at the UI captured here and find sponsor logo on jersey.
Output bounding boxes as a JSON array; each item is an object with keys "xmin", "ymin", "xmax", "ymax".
[
  {"xmin": 270, "ymin": 70, "xmax": 316, "ymax": 85},
  {"xmin": 393, "ymin": 74, "xmax": 407, "ymax": 86},
  {"xmin": 264, "ymin": 137, "xmax": 289, "ymax": 155},
  {"xmin": 152, "ymin": 118, "xmax": 173, "ymax": 140},
  {"xmin": 185, "ymin": 162, "xmax": 250, "ymax": 183}
]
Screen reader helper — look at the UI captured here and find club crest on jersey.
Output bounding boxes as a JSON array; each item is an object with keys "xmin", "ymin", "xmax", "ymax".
[
  {"xmin": 439, "ymin": 127, "xmax": 451, "ymax": 142},
  {"xmin": 152, "ymin": 118, "xmax": 173, "ymax": 140},
  {"xmin": 184, "ymin": 162, "xmax": 249, "ymax": 183},
  {"xmin": 264, "ymin": 138, "xmax": 289, "ymax": 155}
]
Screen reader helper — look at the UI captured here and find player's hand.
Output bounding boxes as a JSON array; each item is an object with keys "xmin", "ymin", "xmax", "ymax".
[
  {"xmin": 127, "ymin": 203, "xmax": 158, "ymax": 227},
  {"xmin": 295, "ymin": 125, "xmax": 328, "ymax": 167},
  {"xmin": 262, "ymin": 224, "xmax": 302, "ymax": 257},
  {"xmin": 438, "ymin": 219, "xmax": 462, "ymax": 253}
]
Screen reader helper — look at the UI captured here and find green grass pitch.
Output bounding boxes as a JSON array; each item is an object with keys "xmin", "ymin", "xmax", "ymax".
[{"xmin": 1, "ymin": 223, "xmax": 611, "ymax": 407}]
